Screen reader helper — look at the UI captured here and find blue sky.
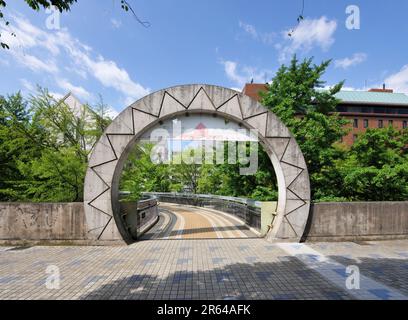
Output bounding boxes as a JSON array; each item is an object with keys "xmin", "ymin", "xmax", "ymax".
[{"xmin": 1, "ymin": 0, "xmax": 408, "ymax": 114}]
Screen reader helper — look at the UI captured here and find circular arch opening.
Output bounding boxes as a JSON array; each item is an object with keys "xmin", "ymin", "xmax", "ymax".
[
  {"xmin": 84, "ymin": 84, "xmax": 310, "ymax": 243},
  {"xmin": 112, "ymin": 111, "xmax": 281, "ymax": 243}
]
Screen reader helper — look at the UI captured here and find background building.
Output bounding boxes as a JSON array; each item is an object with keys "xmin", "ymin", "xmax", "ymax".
[{"xmin": 242, "ymin": 84, "xmax": 408, "ymax": 146}]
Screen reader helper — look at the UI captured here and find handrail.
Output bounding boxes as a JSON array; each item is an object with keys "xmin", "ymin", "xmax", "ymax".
[
  {"xmin": 142, "ymin": 192, "xmax": 262, "ymax": 209},
  {"xmin": 143, "ymin": 192, "xmax": 262, "ymax": 231}
]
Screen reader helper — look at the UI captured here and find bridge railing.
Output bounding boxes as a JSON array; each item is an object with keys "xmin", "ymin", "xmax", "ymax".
[
  {"xmin": 143, "ymin": 192, "xmax": 263, "ymax": 231},
  {"xmin": 119, "ymin": 194, "xmax": 159, "ymax": 240}
]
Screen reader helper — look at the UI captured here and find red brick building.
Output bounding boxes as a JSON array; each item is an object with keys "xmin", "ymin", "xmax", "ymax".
[{"xmin": 242, "ymin": 84, "xmax": 408, "ymax": 146}]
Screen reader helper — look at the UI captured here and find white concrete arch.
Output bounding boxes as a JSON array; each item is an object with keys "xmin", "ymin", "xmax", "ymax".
[{"xmin": 84, "ymin": 84, "xmax": 311, "ymax": 243}]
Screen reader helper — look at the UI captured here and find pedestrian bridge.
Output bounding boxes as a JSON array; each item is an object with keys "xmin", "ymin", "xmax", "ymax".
[
  {"xmin": 142, "ymin": 203, "xmax": 258, "ymax": 240},
  {"xmin": 119, "ymin": 193, "xmax": 267, "ymax": 242}
]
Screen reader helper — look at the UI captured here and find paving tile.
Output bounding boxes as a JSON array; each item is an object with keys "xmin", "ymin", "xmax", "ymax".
[{"xmin": 0, "ymin": 238, "xmax": 407, "ymax": 300}]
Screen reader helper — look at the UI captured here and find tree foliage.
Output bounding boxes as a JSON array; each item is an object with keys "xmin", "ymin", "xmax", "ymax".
[
  {"xmin": 0, "ymin": 89, "xmax": 111, "ymax": 202},
  {"xmin": 335, "ymin": 128, "xmax": 408, "ymax": 201},
  {"xmin": 120, "ymin": 144, "xmax": 180, "ymax": 201},
  {"xmin": 261, "ymin": 56, "xmax": 408, "ymax": 202},
  {"xmin": 197, "ymin": 144, "xmax": 278, "ymax": 200},
  {"xmin": 261, "ymin": 56, "xmax": 349, "ymax": 199},
  {"xmin": 120, "ymin": 142, "xmax": 279, "ymax": 202},
  {"xmin": 2, "ymin": 56, "xmax": 408, "ymax": 203}
]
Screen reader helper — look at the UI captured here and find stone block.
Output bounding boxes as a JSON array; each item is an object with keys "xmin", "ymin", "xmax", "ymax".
[
  {"xmin": 92, "ymin": 160, "xmax": 118, "ymax": 186},
  {"xmin": 264, "ymin": 137, "xmax": 290, "ymax": 161},
  {"xmin": 239, "ymin": 94, "xmax": 267, "ymax": 119},
  {"xmin": 203, "ymin": 85, "xmax": 237, "ymax": 109},
  {"xmin": 288, "ymin": 170, "xmax": 311, "ymax": 200},
  {"xmin": 281, "ymin": 162, "xmax": 304, "ymax": 188},
  {"xmin": 88, "ymin": 134, "xmax": 116, "ymax": 167},
  {"xmin": 84, "ymin": 168, "xmax": 109, "ymax": 202},
  {"xmin": 159, "ymin": 92, "xmax": 186, "ymax": 118},
  {"xmin": 188, "ymin": 88, "xmax": 217, "ymax": 111},
  {"xmin": 281, "ymin": 138, "xmax": 307, "ymax": 169},
  {"xmin": 131, "ymin": 90, "xmax": 164, "ymax": 117},
  {"xmin": 106, "ymin": 107, "xmax": 134, "ymax": 135},
  {"xmin": 217, "ymin": 95, "xmax": 243, "ymax": 120},
  {"xmin": 266, "ymin": 112, "xmax": 291, "ymax": 137},
  {"xmin": 88, "ymin": 189, "xmax": 113, "ymax": 217},
  {"xmin": 245, "ymin": 112, "xmax": 268, "ymax": 137},
  {"xmin": 133, "ymin": 109, "xmax": 158, "ymax": 135}
]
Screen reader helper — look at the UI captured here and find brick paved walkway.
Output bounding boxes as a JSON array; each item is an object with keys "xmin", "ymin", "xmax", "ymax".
[
  {"xmin": 0, "ymin": 205, "xmax": 407, "ymax": 300},
  {"xmin": 1, "ymin": 239, "xmax": 407, "ymax": 300}
]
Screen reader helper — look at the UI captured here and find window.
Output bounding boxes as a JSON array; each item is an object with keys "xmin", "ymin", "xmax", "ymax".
[
  {"xmin": 378, "ymin": 120, "xmax": 383, "ymax": 128},
  {"xmin": 389, "ymin": 120, "xmax": 394, "ymax": 127},
  {"xmin": 337, "ymin": 105, "xmax": 408, "ymax": 115},
  {"xmin": 353, "ymin": 119, "xmax": 359, "ymax": 128},
  {"xmin": 364, "ymin": 119, "xmax": 369, "ymax": 128},
  {"xmin": 403, "ymin": 121, "xmax": 407, "ymax": 129}
]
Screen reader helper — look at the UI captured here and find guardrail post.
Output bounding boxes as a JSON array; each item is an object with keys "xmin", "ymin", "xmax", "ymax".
[{"xmin": 261, "ymin": 202, "xmax": 277, "ymax": 236}]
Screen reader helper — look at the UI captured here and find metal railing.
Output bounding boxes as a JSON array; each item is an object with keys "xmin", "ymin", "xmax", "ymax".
[{"xmin": 143, "ymin": 192, "xmax": 262, "ymax": 231}]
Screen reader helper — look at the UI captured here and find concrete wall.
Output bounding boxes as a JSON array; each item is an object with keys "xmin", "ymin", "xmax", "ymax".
[
  {"xmin": 1, "ymin": 201, "xmax": 407, "ymax": 244},
  {"xmin": 120, "ymin": 199, "xmax": 159, "ymax": 240},
  {"xmin": 0, "ymin": 202, "xmax": 87, "ymax": 242},
  {"xmin": 304, "ymin": 202, "xmax": 408, "ymax": 242}
]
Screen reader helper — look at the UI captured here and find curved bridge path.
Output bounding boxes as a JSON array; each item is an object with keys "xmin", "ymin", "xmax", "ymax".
[{"xmin": 141, "ymin": 203, "xmax": 258, "ymax": 240}]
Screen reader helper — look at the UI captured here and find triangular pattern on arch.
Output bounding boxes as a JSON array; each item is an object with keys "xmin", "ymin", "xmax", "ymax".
[
  {"xmin": 159, "ymin": 92, "xmax": 186, "ymax": 118},
  {"xmin": 187, "ymin": 87, "xmax": 217, "ymax": 111},
  {"xmin": 84, "ymin": 84, "xmax": 311, "ymax": 243},
  {"xmin": 217, "ymin": 95, "xmax": 243, "ymax": 120}
]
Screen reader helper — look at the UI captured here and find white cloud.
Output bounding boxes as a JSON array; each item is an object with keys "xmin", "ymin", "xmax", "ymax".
[
  {"xmin": 335, "ymin": 53, "xmax": 367, "ymax": 69},
  {"xmin": 0, "ymin": 57, "xmax": 10, "ymax": 66},
  {"xmin": 53, "ymin": 28, "xmax": 150, "ymax": 101},
  {"xmin": 384, "ymin": 65, "xmax": 408, "ymax": 94},
  {"xmin": 106, "ymin": 108, "xmax": 119, "ymax": 119},
  {"xmin": 20, "ymin": 78, "xmax": 35, "ymax": 92},
  {"xmin": 88, "ymin": 58, "xmax": 149, "ymax": 100},
  {"xmin": 220, "ymin": 60, "xmax": 271, "ymax": 88},
  {"xmin": 238, "ymin": 21, "xmax": 275, "ymax": 45},
  {"xmin": 57, "ymin": 79, "xmax": 92, "ymax": 100},
  {"xmin": 1, "ymin": 14, "xmax": 149, "ymax": 103},
  {"xmin": 110, "ymin": 18, "xmax": 122, "ymax": 29},
  {"xmin": 222, "ymin": 61, "xmax": 247, "ymax": 88},
  {"xmin": 278, "ymin": 16, "xmax": 337, "ymax": 62},
  {"xmin": 15, "ymin": 53, "xmax": 58, "ymax": 74},
  {"xmin": 239, "ymin": 21, "xmax": 258, "ymax": 39},
  {"xmin": 1, "ymin": 14, "xmax": 60, "ymax": 55},
  {"xmin": 49, "ymin": 91, "xmax": 65, "ymax": 100},
  {"xmin": 323, "ymin": 85, "xmax": 363, "ymax": 92}
]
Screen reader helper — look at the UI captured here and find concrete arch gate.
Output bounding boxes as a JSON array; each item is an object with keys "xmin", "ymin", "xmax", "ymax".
[{"xmin": 84, "ymin": 84, "xmax": 311, "ymax": 243}]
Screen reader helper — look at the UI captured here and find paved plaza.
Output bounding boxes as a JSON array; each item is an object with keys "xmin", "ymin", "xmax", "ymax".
[{"xmin": 0, "ymin": 204, "xmax": 407, "ymax": 300}]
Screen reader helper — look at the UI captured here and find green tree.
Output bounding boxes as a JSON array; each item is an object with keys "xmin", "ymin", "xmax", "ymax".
[
  {"xmin": 0, "ymin": 88, "xmax": 111, "ymax": 202},
  {"xmin": 0, "ymin": 93, "xmax": 36, "ymax": 200},
  {"xmin": 260, "ymin": 56, "xmax": 349, "ymax": 200},
  {"xmin": 120, "ymin": 143, "xmax": 179, "ymax": 201},
  {"xmin": 337, "ymin": 127, "xmax": 408, "ymax": 201},
  {"xmin": 197, "ymin": 143, "xmax": 278, "ymax": 201}
]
